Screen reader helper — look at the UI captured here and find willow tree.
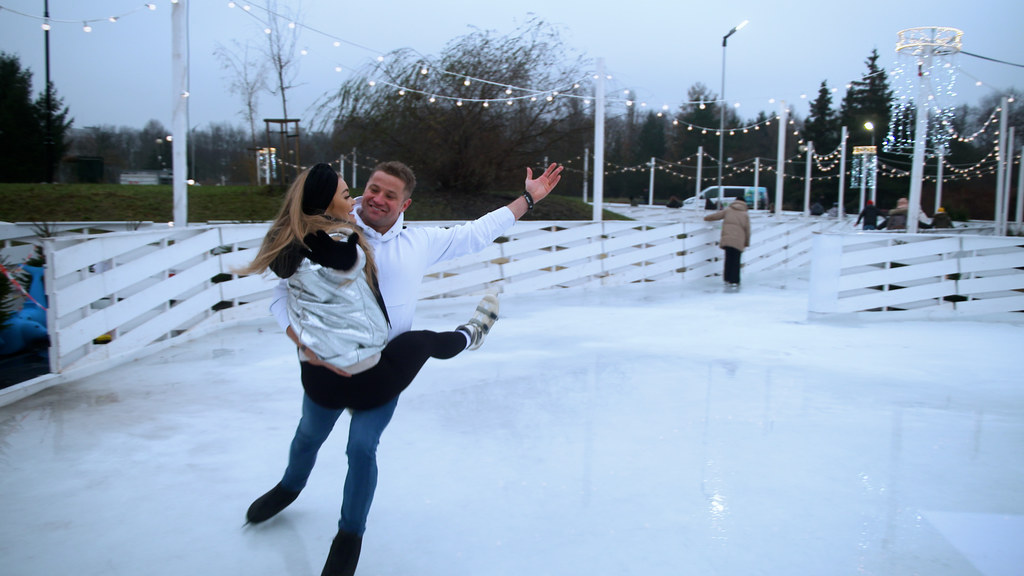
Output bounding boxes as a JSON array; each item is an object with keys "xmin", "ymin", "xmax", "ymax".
[{"xmin": 313, "ymin": 18, "xmax": 589, "ymax": 193}]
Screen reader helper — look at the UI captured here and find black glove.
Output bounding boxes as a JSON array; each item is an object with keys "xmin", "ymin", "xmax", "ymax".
[{"xmin": 301, "ymin": 230, "xmax": 359, "ymax": 271}]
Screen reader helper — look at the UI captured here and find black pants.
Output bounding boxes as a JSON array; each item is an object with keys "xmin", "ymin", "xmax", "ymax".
[
  {"xmin": 301, "ymin": 330, "xmax": 466, "ymax": 411},
  {"xmin": 723, "ymin": 247, "xmax": 742, "ymax": 285}
]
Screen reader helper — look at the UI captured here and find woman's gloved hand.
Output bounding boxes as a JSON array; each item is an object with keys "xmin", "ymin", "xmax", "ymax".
[{"xmin": 301, "ymin": 230, "xmax": 359, "ymax": 271}]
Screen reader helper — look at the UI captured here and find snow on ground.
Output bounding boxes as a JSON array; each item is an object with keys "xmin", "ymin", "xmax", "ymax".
[{"xmin": 1, "ymin": 269, "xmax": 1022, "ymax": 576}]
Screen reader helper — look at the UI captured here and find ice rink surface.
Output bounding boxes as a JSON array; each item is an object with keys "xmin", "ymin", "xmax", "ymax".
[{"xmin": 2, "ymin": 269, "xmax": 1022, "ymax": 575}]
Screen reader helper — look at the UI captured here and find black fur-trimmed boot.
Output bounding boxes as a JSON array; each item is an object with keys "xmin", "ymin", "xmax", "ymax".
[
  {"xmin": 245, "ymin": 482, "xmax": 300, "ymax": 524},
  {"xmin": 321, "ymin": 530, "xmax": 362, "ymax": 576}
]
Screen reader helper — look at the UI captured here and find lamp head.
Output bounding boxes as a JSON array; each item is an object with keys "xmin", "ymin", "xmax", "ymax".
[{"xmin": 723, "ymin": 20, "xmax": 749, "ymax": 43}]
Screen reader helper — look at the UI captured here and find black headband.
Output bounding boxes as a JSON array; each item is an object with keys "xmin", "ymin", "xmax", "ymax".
[{"xmin": 301, "ymin": 163, "xmax": 339, "ymax": 215}]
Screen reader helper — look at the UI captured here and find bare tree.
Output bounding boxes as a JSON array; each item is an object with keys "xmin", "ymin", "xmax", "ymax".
[
  {"xmin": 313, "ymin": 17, "xmax": 589, "ymax": 193},
  {"xmin": 215, "ymin": 39, "xmax": 268, "ymax": 146},
  {"xmin": 262, "ymin": 0, "xmax": 302, "ymax": 120}
]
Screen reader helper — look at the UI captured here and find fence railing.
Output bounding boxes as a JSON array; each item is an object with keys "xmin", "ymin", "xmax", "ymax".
[
  {"xmin": 5, "ymin": 214, "xmax": 1016, "ymax": 383},
  {"xmin": 0, "ymin": 215, "xmax": 844, "ymax": 376},
  {"xmin": 808, "ymin": 232, "xmax": 1024, "ymax": 317}
]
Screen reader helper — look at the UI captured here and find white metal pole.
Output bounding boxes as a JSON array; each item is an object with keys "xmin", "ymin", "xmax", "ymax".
[
  {"xmin": 935, "ymin": 148, "xmax": 944, "ymax": 212},
  {"xmin": 593, "ymin": 58, "xmax": 598, "ymax": 219},
  {"xmin": 907, "ymin": 46, "xmax": 935, "ymax": 234},
  {"xmin": 339, "ymin": 155, "xmax": 345, "ymax": 181},
  {"xmin": 1016, "ymin": 144, "xmax": 1024, "ymax": 235},
  {"xmin": 592, "ymin": 58, "xmax": 606, "ymax": 221},
  {"xmin": 583, "ymin": 147, "xmax": 589, "ymax": 204},
  {"xmin": 859, "ymin": 155, "xmax": 866, "ymax": 215},
  {"xmin": 838, "ymin": 126, "xmax": 848, "ymax": 220},
  {"xmin": 648, "ymin": 157, "xmax": 655, "ymax": 205},
  {"xmin": 171, "ymin": 0, "xmax": 189, "ymax": 227},
  {"xmin": 871, "ymin": 152, "xmax": 878, "ymax": 203},
  {"xmin": 1001, "ymin": 127, "xmax": 1015, "ymax": 236},
  {"xmin": 804, "ymin": 141, "xmax": 813, "ymax": 216},
  {"xmin": 994, "ymin": 98, "xmax": 1009, "ymax": 234},
  {"xmin": 718, "ymin": 41, "xmax": 727, "ymax": 193},
  {"xmin": 774, "ymin": 102, "xmax": 787, "ymax": 215},
  {"xmin": 753, "ymin": 157, "xmax": 760, "ymax": 201},
  {"xmin": 695, "ymin": 145, "xmax": 703, "ymax": 201},
  {"xmin": 352, "ymin": 147, "xmax": 358, "ymax": 188}
]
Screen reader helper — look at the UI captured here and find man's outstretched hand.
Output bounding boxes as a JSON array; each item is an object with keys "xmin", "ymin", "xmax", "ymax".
[{"xmin": 525, "ymin": 163, "xmax": 564, "ymax": 203}]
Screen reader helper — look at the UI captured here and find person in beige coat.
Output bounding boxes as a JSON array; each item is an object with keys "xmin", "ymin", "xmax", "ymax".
[{"xmin": 704, "ymin": 198, "xmax": 751, "ymax": 287}]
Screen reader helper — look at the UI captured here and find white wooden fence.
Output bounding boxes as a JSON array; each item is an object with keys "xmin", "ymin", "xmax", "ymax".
[
  {"xmin": 0, "ymin": 215, "xmax": 842, "ymax": 378},
  {"xmin": 809, "ymin": 232, "xmax": 1024, "ymax": 318},
  {"xmin": 2, "ymin": 213, "xmax": 1016, "ymax": 392}
]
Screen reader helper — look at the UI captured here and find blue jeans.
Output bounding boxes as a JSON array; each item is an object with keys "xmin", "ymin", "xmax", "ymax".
[{"xmin": 280, "ymin": 393, "xmax": 399, "ymax": 535}]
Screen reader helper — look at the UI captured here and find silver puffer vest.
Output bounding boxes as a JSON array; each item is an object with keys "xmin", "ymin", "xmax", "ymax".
[{"xmin": 286, "ymin": 234, "xmax": 389, "ymax": 373}]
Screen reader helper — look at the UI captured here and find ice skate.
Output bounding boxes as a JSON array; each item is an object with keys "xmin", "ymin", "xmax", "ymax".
[
  {"xmin": 457, "ymin": 293, "xmax": 500, "ymax": 350},
  {"xmin": 246, "ymin": 482, "xmax": 300, "ymax": 524}
]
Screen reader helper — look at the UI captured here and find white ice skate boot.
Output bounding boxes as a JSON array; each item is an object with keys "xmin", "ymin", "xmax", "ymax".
[{"xmin": 457, "ymin": 294, "xmax": 500, "ymax": 351}]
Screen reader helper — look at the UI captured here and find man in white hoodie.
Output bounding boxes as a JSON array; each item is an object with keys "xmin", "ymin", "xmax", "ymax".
[{"xmin": 249, "ymin": 160, "xmax": 563, "ymax": 576}]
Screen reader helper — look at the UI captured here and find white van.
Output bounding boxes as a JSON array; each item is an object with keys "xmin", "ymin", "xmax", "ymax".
[{"xmin": 682, "ymin": 186, "xmax": 769, "ymax": 210}]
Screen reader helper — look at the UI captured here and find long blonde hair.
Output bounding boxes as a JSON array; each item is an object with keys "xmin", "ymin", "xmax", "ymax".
[{"xmin": 236, "ymin": 166, "xmax": 381, "ymax": 290}]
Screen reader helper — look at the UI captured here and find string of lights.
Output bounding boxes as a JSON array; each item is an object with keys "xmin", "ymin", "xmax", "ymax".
[{"xmin": 0, "ymin": 2, "xmax": 159, "ymax": 31}]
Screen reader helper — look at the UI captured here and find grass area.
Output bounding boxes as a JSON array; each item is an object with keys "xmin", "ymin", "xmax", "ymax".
[{"xmin": 0, "ymin": 183, "xmax": 630, "ymax": 223}]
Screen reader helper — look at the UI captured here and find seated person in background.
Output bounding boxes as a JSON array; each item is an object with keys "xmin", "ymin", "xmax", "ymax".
[{"xmin": 932, "ymin": 206, "xmax": 953, "ymax": 229}]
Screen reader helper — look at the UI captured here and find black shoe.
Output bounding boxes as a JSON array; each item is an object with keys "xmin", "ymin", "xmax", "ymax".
[
  {"xmin": 321, "ymin": 530, "xmax": 362, "ymax": 576},
  {"xmin": 246, "ymin": 482, "xmax": 300, "ymax": 524}
]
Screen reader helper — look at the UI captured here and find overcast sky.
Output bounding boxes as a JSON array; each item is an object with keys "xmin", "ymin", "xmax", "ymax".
[{"xmin": 2, "ymin": 0, "xmax": 1023, "ymax": 134}]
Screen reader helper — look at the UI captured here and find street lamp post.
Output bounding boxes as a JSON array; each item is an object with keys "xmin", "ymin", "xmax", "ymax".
[
  {"xmin": 43, "ymin": 0, "xmax": 54, "ymax": 183},
  {"xmin": 864, "ymin": 121, "xmax": 878, "ymax": 203},
  {"xmin": 718, "ymin": 20, "xmax": 748, "ymax": 208}
]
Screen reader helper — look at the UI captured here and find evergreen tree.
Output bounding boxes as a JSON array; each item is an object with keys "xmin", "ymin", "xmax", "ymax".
[
  {"xmin": 0, "ymin": 52, "xmax": 73, "ymax": 183},
  {"xmin": 0, "ymin": 52, "xmax": 42, "ymax": 182},
  {"xmin": 35, "ymin": 80, "xmax": 74, "ymax": 181},
  {"xmin": 803, "ymin": 81, "xmax": 840, "ymax": 153},
  {"xmin": 636, "ymin": 111, "xmax": 666, "ymax": 161},
  {"xmin": 670, "ymin": 83, "xmax": 730, "ymax": 160},
  {"xmin": 839, "ymin": 49, "xmax": 893, "ymax": 150}
]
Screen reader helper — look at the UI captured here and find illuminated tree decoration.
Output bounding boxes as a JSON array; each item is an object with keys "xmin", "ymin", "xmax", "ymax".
[{"xmin": 884, "ymin": 27, "xmax": 963, "ymax": 156}]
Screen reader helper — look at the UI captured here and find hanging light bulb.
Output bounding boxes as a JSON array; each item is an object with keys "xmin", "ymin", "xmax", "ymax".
[
  {"xmin": 463, "ymin": 79, "xmax": 471, "ymax": 86},
  {"xmin": 82, "ymin": 22, "xmax": 92, "ymax": 33},
  {"xmin": 109, "ymin": 16, "xmax": 119, "ymax": 23},
  {"xmin": 41, "ymin": 20, "xmax": 51, "ymax": 31}
]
